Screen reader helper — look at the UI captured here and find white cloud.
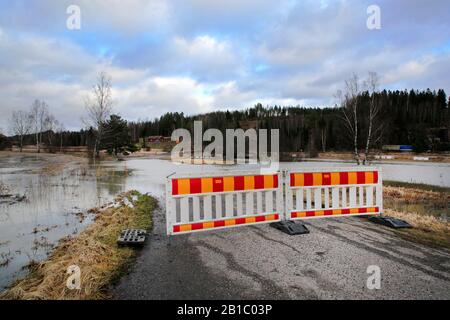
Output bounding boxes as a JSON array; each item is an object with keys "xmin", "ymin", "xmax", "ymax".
[
  {"xmin": 115, "ymin": 76, "xmax": 214, "ymax": 119},
  {"xmin": 170, "ymin": 35, "xmax": 244, "ymax": 81},
  {"xmin": 384, "ymin": 56, "xmax": 435, "ymax": 84},
  {"xmin": 79, "ymin": 0, "xmax": 170, "ymax": 34},
  {"xmin": 0, "ymin": 28, "xmax": 223, "ymax": 130},
  {"xmin": 210, "ymin": 82, "xmax": 258, "ymax": 108}
]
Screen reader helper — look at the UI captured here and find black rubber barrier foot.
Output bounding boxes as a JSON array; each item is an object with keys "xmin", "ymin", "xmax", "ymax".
[
  {"xmin": 368, "ymin": 216, "xmax": 413, "ymax": 229},
  {"xmin": 270, "ymin": 221, "xmax": 310, "ymax": 235},
  {"xmin": 117, "ymin": 229, "xmax": 147, "ymax": 246}
]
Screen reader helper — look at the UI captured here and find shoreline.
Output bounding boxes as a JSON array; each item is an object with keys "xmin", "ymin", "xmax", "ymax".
[
  {"xmin": 0, "ymin": 191, "xmax": 157, "ymax": 300},
  {"xmin": 302, "ymin": 157, "xmax": 450, "ymax": 167},
  {"xmin": 2, "ymin": 149, "xmax": 450, "ymax": 165}
]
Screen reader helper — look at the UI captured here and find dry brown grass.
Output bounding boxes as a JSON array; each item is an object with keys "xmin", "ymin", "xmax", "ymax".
[
  {"xmin": 384, "ymin": 185, "xmax": 448, "ymax": 203},
  {"xmin": 382, "ymin": 184, "xmax": 450, "ymax": 248},
  {"xmin": 0, "ymin": 191, "xmax": 156, "ymax": 300},
  {"xmin": 385, "ymin": 208, "xmax": 450, "ymax": 248}
]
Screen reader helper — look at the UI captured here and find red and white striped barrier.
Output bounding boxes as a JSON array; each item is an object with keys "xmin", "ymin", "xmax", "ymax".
[
  {"xmin": 286, "ymin": 167, "xmax": 382, "ymax": 220},
  {"xmin": 165, "ymin": 167, "xmax": 383, "ymax": 235},
  {"xmin": 165, "ymin": 171, "xmax": 283, "ymax": 235}
]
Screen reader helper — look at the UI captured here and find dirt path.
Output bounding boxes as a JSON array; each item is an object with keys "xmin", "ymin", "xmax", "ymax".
[{"xmin": 113, "ymin": 208, "xmax": 450, "ymax": 300}]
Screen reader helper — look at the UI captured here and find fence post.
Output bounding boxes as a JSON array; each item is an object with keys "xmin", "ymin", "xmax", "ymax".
[
  {"xmin": 283, "ymin": 170, "xmax": 289, "ymax": 221},
  {"xmin": 377, "ymin": 168, "xmax": 383, "ymax": 216},
  {"xmin": 165, "ymin": 176, "xmax": 174, "ymax": 236}
]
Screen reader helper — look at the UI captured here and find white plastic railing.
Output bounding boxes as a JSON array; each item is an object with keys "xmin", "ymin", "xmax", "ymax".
[
  {"xmin": 165, "ymin": 167, "xmax": 383, "ymax": 235},
  {"xmin": 285, "ymin": 167, "xmax": 382, "ymax": 220},
  {"xmin": 165, "ymin": 170, "xmax": 283, "ymax": 235}
]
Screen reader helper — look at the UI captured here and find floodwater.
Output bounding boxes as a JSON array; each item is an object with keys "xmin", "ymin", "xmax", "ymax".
[
  {"xmin": 0, "ymin": 154, "xmax": 449, "ymax": 290},
  {"xmin": 0, "ymin": 154, "xmax": 129, "ymax": 290},
  {"xmin": 117, "ymin": 159, "xmax": 450, "ymax": 195}
]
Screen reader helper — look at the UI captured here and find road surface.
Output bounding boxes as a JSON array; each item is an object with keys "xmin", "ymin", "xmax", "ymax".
[{"xmin": 113, "ymin": 208, "xmax": 450, "ymax": 300}]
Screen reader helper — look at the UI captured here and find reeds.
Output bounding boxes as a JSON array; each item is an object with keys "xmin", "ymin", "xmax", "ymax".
[{"xmin": 383, "ymin": 184, "xmax": 449, "ymax": 248}]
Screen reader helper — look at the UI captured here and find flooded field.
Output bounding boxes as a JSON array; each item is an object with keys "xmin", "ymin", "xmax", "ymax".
[
  {"xmin": 1, "ymin": 153, "xmax": 449, "ymax": 290},
  {"xmin": 0, "ymin": 154, "xmax": 129, "ymax": 290}
]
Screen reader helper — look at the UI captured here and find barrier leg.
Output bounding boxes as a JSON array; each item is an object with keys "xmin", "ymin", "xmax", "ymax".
[
  {"xmin": 270, "ymin": 221, "xmax": 310, "ymax": 235},
  {"xmin": 368, "ymin": 215, "xmax": 412, "ymax": 229}
]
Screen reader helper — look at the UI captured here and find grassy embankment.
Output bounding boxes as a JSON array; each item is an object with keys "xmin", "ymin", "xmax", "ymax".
[
  {"xmin": 383, "ymin": 181, "xmax": 450, "ymax": 248},
  {"xmin": 0, "ymin": 191, "xmax": 157, "ymax": 300}
]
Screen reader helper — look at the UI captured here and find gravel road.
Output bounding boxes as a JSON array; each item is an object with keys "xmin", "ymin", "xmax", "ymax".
[{"xmin": 113, "ymin": 207, "xmax": 450, "ymax": 300}]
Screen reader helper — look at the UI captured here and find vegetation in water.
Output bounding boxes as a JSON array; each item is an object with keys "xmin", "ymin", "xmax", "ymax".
[
  {"xmin": 383, "ymin": 183, "xmax": 450, "ymax": 248},
  {"xmin": 0, "ymin": 191, "xmax": 157, "ymax": 300}
]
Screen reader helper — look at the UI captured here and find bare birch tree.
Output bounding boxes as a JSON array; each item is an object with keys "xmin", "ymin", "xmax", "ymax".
[
  {"xmin": 363, "ymin": 71, "xmax": 382, "ymax": 164},
  {"xmin": 57, "ymin": 122, "xmax": 65, "ymax": 152},
  {"xmin": 30, "ymin": 100, "xmax": 49, "ymax": 153},
  {"xmin": 30, "ymin": 100, "xmax": 41, "ymax": 152},
  {"xmin": 84, "ymin": 72, "xmax": 113, "ymax": 158},
  {"xmin": 337, "ymin": 73, "xmax": 361, "ymax": 164},
  {"xmin": 10, "ymin": 110, "xmax": 32, "ymax": 152},
  {"xmin": 44, "ymin": 114, "xmax": 57, "ymax": 150}
]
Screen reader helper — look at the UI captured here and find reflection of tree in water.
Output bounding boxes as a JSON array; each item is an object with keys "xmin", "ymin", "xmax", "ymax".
[{"xmin": 94, "ymin": 165, "xmax": 130, "ymax": 196}]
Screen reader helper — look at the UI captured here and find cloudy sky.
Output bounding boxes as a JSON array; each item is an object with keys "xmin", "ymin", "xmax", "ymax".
[{"xmin": 0, "ymin": 0, "xmax": 449, "ymax": 131}]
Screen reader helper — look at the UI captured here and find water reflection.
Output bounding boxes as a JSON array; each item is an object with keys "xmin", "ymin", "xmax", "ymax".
[{"xmin": 0, "ymin": 155, "xmax": 128, "ymax": 290}]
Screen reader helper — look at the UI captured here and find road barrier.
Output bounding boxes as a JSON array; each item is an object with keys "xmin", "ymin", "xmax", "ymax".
[
  {"xmin": 165, "ymin": 171, "xmax": 283, "ymax": 235},
  {"xmin": 286, "ymin": 168, "xmax": 382, "ymax": 220},
  {"xmin": 165, "ymin": 167, "xmax": 382, "ymax": 235}
]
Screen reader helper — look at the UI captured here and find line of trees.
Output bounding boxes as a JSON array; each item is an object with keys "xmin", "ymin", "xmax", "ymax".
[
  {"xmin": 128, "ymin": 79, "xmax": 449, "ymax": 156},
  {"xmin": 9, "ymin": 100, "xmax": 64, "ymax": 153}
]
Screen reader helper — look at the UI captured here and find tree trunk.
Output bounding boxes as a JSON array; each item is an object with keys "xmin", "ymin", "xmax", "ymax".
[
  {"xmin": 94, "ymin": 132, "xmax": 101, "ymax": 159},
  {"xmin": 353, "ymin": 101, "xmax": 360, "ymax": 165},
  {"xmin": 321, "ymin": 129, "xmax": 326, "ymax": 153},
  {"xmin": 93, "ymin": 141, "xmax": 98, "ymax": 159},
  {"xmin": 36, "ymin": 132, "xmax": 39, "ymax": 153},
  {"xmin": 364, "ymin": 116, "xmax": 373, "ymax": 165}
]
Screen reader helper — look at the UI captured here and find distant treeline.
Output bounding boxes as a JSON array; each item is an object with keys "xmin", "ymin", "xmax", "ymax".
[
  {"xmin": 4, "ymin": 89, "xmax": 449, "ymax": 153},
  {"xmin": 3, "ymin": 129, "xmax": 96, "ymax": 152},
  {"xmin": 128, "ymin": 89, "xmax": 449, "ymax": 153}
]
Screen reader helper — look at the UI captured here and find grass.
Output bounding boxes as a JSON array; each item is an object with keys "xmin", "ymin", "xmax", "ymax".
[
  {"xmin": 384, "ymin": 209, "xmax": 450, "ymax": 248},
  {"xmin": 382, "ymin": 183, "xmax": 450, "ymax": 248},
  {"xmin": 0, "ymin": 190, "xmax": 157, "ymax": 300},
  {"xmin": 384, "ymin": 180, "xmax": 450, "ymax": 193}
]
